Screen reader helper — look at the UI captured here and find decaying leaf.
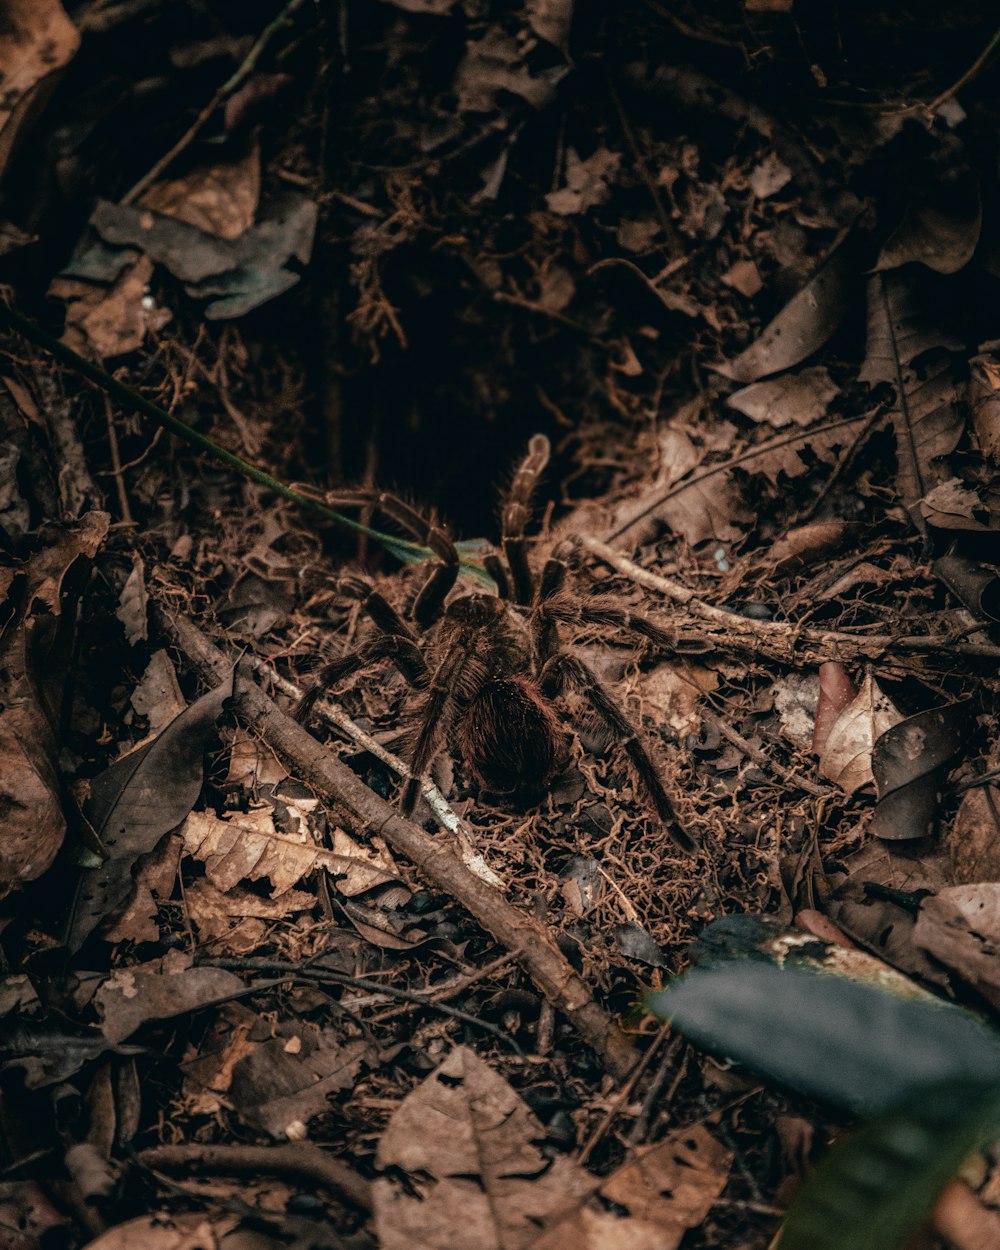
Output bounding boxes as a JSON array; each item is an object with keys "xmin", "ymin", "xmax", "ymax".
[
  {"xmin": 229, "ymin": 1023, "xmax": 371, "ymax": 1137},
  {"xmin": 115, "ymin": 555, "xmax": 148, "ymax": 644},
  {"xmin": 182, "ymin": 809, "xmax": 402, "ymax": 898},
  {"xmin": 130, "ymin": 650, "xmax": 187, "ymax": 734},
  {"xmin": 95, "ymin": 953, "xmax": 245, "ymax": 1045},
  {"xmin": 81, "ymin": 193, "xmax": 318, "ymax": 320},
  {"xmin": 546, "ymin": 147, "xmax": 622, "ymax": 216},
  {"xmin": 0, "ymin": 512, "xmax": 110, "ymax": 898},
  {"xmin": 715, "ymin": 245, "xmax": 852, "ymax": 382},
  {"xmin": 727, "ymin": 366, "xmax": 839, "ymax": 428},
  {"xmin": 913, "ymin": 885, "xmax": 1000, "ymax": 1012},
  {"xmin": 871, "ymin": 699, "xmax": 972, "ymax": 842},
  {"xmin": 48, "ymin": 254, "xmax": 172, "ymax": 359},
  {"xmin": 874, "ymin": 182, "xmax": 981, "ymax": 275},
  {"xmin": 860, "ymin": 272, "xmax": 965, "ymax": 528},
  {"xmin": 0, "ymin": 0, "xmax": 80, "ymax": 183},
  {"xmin": 969, "ymin": 349, "xmax": 1000, "ymax": 460},
  {"xmin": 140, "ymin": 145, "xmax": 261, "ymax": 239},
  {"xmin": 455, "ymin": 26, "xmax": 567, "ymax": 113},
  {"xmin": 67, "ymin": 674, "xmax": 234, "ymax": 951},
  {"xmin": 535, "ymin": 1124, "xmax": 731, "ymax": 1250},
  {"xmin": 818, "ymin": 671, "xmax": 904, "ymax": 794},
  {"xmin": 373, "ymin": 1046, "xmax": 595, "ymax": 1250}
]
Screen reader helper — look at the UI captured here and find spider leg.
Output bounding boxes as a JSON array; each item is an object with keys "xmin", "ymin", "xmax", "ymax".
[
  {"xmin": 401, "ymin": 627, "xmax": 492, "ymax": 814},
  {"xmin": 324, "ymin": 488, "xmax": 460, "ymax": 628},
  {"xmin": 500, "ymin": 434, "xmax": 550, "ymax": 605},
  {"xmin": 540, "ymin": 652, "xmax": 697, "ymax": 852},
  {"xmin": 294, "ymin": 633, "xmax": 428, "ymax": 723},
  {"xmin": 338, "ymin": 575, "xmax": 417, "ymax": 641}
]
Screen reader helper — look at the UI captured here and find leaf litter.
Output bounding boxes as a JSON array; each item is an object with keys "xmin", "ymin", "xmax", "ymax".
[{"xmin": 3, "ymin": 3, "xmax": 1000, "ymax": 1249}]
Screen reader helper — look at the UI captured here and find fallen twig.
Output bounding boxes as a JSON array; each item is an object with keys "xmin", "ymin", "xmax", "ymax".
[
  {"xmin": 138, "ymin": 1141, "xmax": 371, "ymax": 1212},
  {"xmin": 583, "ymin": 537, "xmax": 1000, "ymax": 665},
  {"xmin": 157, "ymin": 608, "xmax": 638, "ymax": 1081}
]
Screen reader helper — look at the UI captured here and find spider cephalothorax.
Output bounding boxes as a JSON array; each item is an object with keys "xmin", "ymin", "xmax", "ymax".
[{"xmin": 297, "ymin": 436, "xmax": 697, "ymax": 852}]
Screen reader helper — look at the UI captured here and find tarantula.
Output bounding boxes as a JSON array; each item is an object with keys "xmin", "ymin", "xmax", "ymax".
[{"xmin": 296, "ymin": 436, "xmax": 697, "ymax": 852}]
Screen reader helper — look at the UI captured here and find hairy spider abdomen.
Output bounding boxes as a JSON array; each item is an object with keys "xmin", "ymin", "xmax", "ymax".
[{"xmin": 460, "ymin": 678, "xmax": 564, "ymax": 799}]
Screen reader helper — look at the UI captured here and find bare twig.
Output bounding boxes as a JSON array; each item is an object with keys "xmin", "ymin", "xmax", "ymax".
[
  {"xmin": 157, "ymin": 608, "xmax": 638, "ymax": 1081},
  {"xmin": 203, "ymin": 956, "xmax": 527, "ymax": 1057},
  {"xmin": 138, "ymin": 1142, "xmax": 371, "ymax": 1212},
  {"xmin": 582, "ymin": 538, "xmax": 1000, "ymax": 665}
]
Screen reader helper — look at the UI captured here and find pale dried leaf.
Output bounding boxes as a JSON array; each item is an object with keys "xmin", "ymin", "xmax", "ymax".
[
  {"xmin": 456, "ymin": 27, "xmax": 563, "ymax": 112},
  {"xmin": 819, "ymin": 672, "xmax": 904, "ymax": 793},
  {"xmin": 140, "ymin": 145, "xmax": 261, "ymax": 239},
  {"xmin": 130, "ymin": 650, "xmax": 187, "ymax": 734},
  {"xmin": 716, "ymin": 247, "xmax": 851, "ymax": 382},
  {"xmin": 116, "ymin": 555, "xmax": 148, "ymax": 644},
  {"xmin": 727, "ymin": 366, "xmax": 839, "ymax": 428},
  {"xmin": 182, "ymin": 809, "xmax": 400, "ymax": 898}
]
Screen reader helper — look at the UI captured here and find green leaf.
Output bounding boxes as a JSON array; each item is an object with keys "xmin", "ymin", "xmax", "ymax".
[
  {"xmin": 780, "ymin": 1078, "xmax": 1000, "ymax": 1250},
  {"xmin": 646, "ymin": 962, "xmax": 1000, "ymax": 1113}
]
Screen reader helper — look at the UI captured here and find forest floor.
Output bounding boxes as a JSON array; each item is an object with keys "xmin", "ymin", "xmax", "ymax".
[{"xmin": 3, "ymin": 3, "xmax": 1000, "ymax": 1249}]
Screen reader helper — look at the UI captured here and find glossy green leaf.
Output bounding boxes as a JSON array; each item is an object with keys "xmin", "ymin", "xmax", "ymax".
[
  {"xmin": 646, "ymin": 962, "xmax": 1000, "ymax": 1112},
  {"xmin": 781, "ymin": 1078, "xmax": 1000, "ymax": 1250}
]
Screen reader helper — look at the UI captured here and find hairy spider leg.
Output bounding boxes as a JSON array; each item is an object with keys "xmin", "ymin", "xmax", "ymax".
[
  {"xmin": 324, "ymin": 488, "xmax": 460, "ymax": 628},
  {"xmin": 483, "ymin": 552, "xmax": 511, "ymax": 600},
  {"xmin": 294, "ymin": 633, "xmax": 428, "ymax": 722},
  {"xmin": 401, "ymin": 616, "xmax": 496, "ymax": 814},
  {"xmin": 540, "ymin": 652, "xmax": 697, "ymax": 853},
  {"xmin": 500, "ymin": 433, "xmax": 551, "ymax": 606},
  {"xmin": 338, "ymin": 575, "xmax": 417, "ymax": 641}
]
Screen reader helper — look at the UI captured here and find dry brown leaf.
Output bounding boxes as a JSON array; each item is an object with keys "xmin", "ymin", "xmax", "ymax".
[
  {"xmin": 536, "ymin": 1124, "xmax": 731, "ymax": 1250},
  {"xmin": 818, "ymin": 671, "xmax": 904, "ymax": 793},
  {"xmin": 373, "ymin": 1046, "xmax": 595, "ymax": 1250},
  {"xmin": 182, "ymin": 809, "xmax": 401, "ymax": 898},
  {"xmin": 185, "ymin": 878, "xmax": 315, "ymax": 952},
  {"xmin": 0, "ymin": 0, "xmax": 80, "ymax": 182},
  {"xmin": 225, "ymin": 730, "xmax": 289, "ymax": 790},
  {"xmin": 636, "ymin": 662, "xmax": 716, "ymax": 737},
  {"xmin": 229, "ymin": 1023, "xmax": 370, "ymax": 1137},
  {"xmin": 140, "ymin": 145, "xmax": 261, "ymax": 239},
  {"xmin": 727, "ymin": 366, "xmax": 839, "ymax": 428},
  {"xmin": 0, "ymin": 512, "xmax": 110, "ymax": 897},
  {"xmin": 715, "ymin": 245, "xmax": 852, "ymax": 382},
  {"xmin": 970, "ymin": 351, "xmax": 1000, "ymax": 461},
  {"xmin": 546, "ymin": 147, "xmax": 622, "ymax": 216},
  {"xmin": 95, "ymin": 952, "xmax": 245, "ymax": 1045},
  {"xmin": 874, "ymin": 184, "xmax": 981, "ymax": 275},
  {"xmin": 50, "ymin": 255, "xmax": 172, "ymax": 359},
  {"xmin": 860, "ymin": 272, "xmax": 964, "ymax": 523},
  {"xmin": 116, "ymin": 554, "xmax": 148, "ymax": 644},
  {"xmin": 455, "ymin": 27, "xmax": 563, "ymax": 113},
  {"xmin": 130, "ymin": 650, "xmax": 187, "ymax": 734},
  {"xmin": 80, "ymin": 1213, "xmax": 240, "ymax": 1250}
]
